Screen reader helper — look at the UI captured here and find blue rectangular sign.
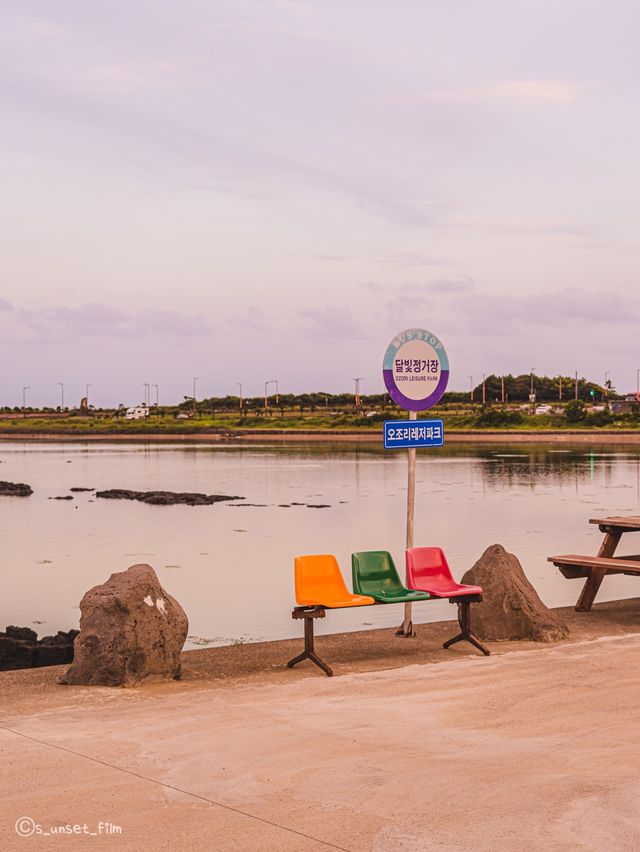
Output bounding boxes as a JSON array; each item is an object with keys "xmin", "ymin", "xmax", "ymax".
[{"xmin": 383, "ymin": 419, "xmax": 444, "ymax": 449}]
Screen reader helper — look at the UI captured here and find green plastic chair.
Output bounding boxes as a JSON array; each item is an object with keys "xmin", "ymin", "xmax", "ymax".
[{"xmin": 351, "ymin": 551, "xmax": 430, "ymax": 604}]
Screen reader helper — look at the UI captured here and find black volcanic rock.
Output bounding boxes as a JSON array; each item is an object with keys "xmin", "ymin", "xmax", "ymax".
[
  {"xmin": 0, "ymin": 627, "xmax": 78, "ymax": 670},
  {"xmin": 96, "ymin": 489, "xmax": 243, "ymax": 506},
  {"xmin": 0, "ymin": 481, "xmax": 33, "ymax": 497}
]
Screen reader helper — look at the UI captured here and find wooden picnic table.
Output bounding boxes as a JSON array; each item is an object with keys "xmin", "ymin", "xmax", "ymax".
[{"xmin": 548, "ymin": 516, "xmax": 640, "ymax": 611}]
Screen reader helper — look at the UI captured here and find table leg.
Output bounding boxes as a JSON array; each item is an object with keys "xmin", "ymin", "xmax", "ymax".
[{"xmin": 575, "ymin": 531, "xmax": 622, "ymax": 611}]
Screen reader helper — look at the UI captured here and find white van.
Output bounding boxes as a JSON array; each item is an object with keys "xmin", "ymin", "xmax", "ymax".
[{"xmin": 125, "ymin": 406, "xmax": 150, "ymax": 420}]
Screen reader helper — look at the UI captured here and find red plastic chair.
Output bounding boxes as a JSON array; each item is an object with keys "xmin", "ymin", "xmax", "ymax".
[
  {"xmin": 406, "ymin": 547, "xmax": 482, "ymax": 598},
  {"xmin": 405, "ymin": 547, "xmax": 489, "ymax": 655}
]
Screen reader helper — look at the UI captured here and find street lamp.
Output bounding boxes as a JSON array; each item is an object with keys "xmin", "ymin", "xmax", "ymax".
[
  {"xmin": 237, "ymin": 383, "xmax": 243, "ymax": 411},
  {"xmin": 85, "ymin": 384, "xmax": 91, "ymax": 410},
  {"xmin": 57, "ymin": 382, "xmax": 64, "ymax": 411},
  {"xmin": 152, "ymin": 384, "xmax": 159, "ymax": 407},
  {"xmin": 352, "ymin": 377, "xmax": 364, "ymax": 409},
  {"xmin": 22, "ymin": 386, "xmax": 30, "ymax": 417},
  {"xmin": 468, "ymin": 376, "xmax": 473, "ymax": 402},
  {"xmin": 143, "ymin": 383, "xmax": 149, "ymax": 406},
  {"xmin": 482, "ymin": 374, "xmax": 486, "ymax": 406},
  {"xmin": 192, "ymin": 377, "xmax": 198, "ymax": 414},
  {"xmin": 530, "ymin": 368, "xmax": 535, "ymax": 414},
  {"xmin": 264, "ymin": 379, "xmax": 277, "ymax": 410}
]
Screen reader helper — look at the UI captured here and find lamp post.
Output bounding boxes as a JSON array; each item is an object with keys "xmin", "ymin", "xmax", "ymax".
[
  {"xmin": 237, "ymin": 383, "xmax": 243, "ymax": 412},
  {"xmin": 143, "ymin": 383, "xmax": 149, "ymax": 406},
  {"xmin": 530, "ymin": 368, "xmax": 535, "ymax": 414},
  {"xmin": 152, "ymin": 384, "xmax": 159, "ymax": 407},
  {"xmin": 469, "ymin": 376, "xmax": 473, "ymax": 402},
  {"xmin": 482, "ymin": 374, "xmax": 486, "ymax": 406},
  {"xmin": 192, "ymin": 377, "xmax": 198, "ymax": 414},
  {"xmin": 85, "ymin": 384, "xmax": 91, "ymax": 409},
  {"xmin": 22, "ymin": 386, "xmax": 30, "ymax": 417},
  {"xmin": 264, "ymin": 379, "xmax": 277, "ymax": 410},
  {"xmin": 58, "ymin": 382, "xmax": 64, "ymax": 411},
  {"xmin": 575, "ymin": 371, "xmax": 579, "ymax": 401},
  {"xmin": 352, "ymin": 377, "xmax": 364, "ymax": 409}
]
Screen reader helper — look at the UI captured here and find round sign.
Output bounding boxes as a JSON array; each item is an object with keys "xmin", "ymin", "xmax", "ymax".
[{"xmin": 383, "ymin": 328, "xmax": 449, "ymax": 411}]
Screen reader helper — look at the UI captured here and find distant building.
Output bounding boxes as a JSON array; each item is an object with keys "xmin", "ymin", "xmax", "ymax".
[{"xmin": 611, "ymin": 400, "xmax": 638, "ymax": 414}]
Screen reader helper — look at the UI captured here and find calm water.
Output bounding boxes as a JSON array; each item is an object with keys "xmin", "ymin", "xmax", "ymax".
[{"xmin": 2, "ymin": 440, "xmax": 640, "ymax": 648}]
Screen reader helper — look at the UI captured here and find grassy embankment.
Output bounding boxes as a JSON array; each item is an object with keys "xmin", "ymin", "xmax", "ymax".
[{"xmin": 0, "ymin": 409, "xmax": 638, "ymax": 434}]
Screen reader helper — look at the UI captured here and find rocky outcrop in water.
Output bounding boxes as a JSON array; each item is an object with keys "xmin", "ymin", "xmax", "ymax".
[
  {"xmin": 0, "ymin": 626, "xmax": 78, "ymax": 670},
  {"xmin": 60, "ymin": 563, "xmax": 188, "ymax": 686},
  {"xmin": 0, "ymin": 481, "xmax": 33, "ymax": 497},
  {"xmin": 95, "ymin": 489, "xmax": 243, "ymax": 506},
  {"xmin": 461, "ymin": 544, "xmax": 569, "ymax": 642}
]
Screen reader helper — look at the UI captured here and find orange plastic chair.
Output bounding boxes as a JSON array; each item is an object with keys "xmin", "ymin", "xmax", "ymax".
[{"xmin": 294, "ymin": 554, "xmax": 375, "ymax": 608}]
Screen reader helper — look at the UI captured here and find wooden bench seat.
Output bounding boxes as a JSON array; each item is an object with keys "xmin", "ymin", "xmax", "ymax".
[
  {"xmin": 548, "ymin": 553, "xmax": 640, "ymax": 611},
  {"xmin": 548, "ymin": 554, "xmax": 640, "ymax": 575}
]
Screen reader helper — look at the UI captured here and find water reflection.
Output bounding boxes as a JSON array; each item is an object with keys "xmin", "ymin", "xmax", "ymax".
[{"xmin": 1, "ymin": 440, "xmax": 639, "ymax": 647}]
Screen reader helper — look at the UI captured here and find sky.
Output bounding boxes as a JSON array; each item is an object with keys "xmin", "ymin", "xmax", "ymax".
[{"xmin": 2, "ymin": 1, "xmax": 640, "ymax": 407}]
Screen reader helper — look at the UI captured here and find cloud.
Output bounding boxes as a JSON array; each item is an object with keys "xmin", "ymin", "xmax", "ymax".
[
  {"xmin": 425, "ymin": 277, "xmax": 475, "ymax": 294},
  {"xmin": 451, "ymin": 288, "xmax": 639, "ymax": 333},
  {"xmin": 300, "ymin": 305, "xmax": 370, "ymax": 340},
  {"xmin": 1, "ymin": 302, "xmax": 212, "ymax": 343},
  {"xmin": 483, "ymin": 80, "xmax": 595, "ymax": 103},
  {"xmin": 384, "ymin": 79, "xmax": 595, "ymax": 106}
]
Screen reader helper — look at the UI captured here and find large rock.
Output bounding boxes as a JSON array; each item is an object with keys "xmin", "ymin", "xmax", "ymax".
[
  {"xmin": 60, "ymin": 564, "xmax": 188, "ymax": 686},
  {"xmin": 461, "ymin": 544, "xmax": 569, "ymax": 642}
]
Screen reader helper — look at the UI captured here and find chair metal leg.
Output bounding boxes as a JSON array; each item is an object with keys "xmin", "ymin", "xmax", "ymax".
[
  {"xmin": 287, "ymin": 607, "xmax": 333, "ymax": 676},
  {"xmin": 443, "ymin": 598, "xmax": 490, "ymax": 656}
]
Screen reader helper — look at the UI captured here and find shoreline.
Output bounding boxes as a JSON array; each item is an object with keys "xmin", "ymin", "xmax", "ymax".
[
  {"xmin": 2, "ymin": 428, "xmax": 640, "ymax": 444},
  {"xmin": 3, "ymin": 598, "xmax": 639, "ymax": 715}
]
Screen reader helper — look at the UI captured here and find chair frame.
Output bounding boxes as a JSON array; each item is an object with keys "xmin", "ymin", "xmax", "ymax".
[
  {"xmin": 444, "ymin": 595, "xmax": 490, "ymax": 656},
  {"xmin": 286, "ymin": 606, "xmax": 333, "ymax": 676}
]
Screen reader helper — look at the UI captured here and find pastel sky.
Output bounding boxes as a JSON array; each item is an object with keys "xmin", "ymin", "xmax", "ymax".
[{"xmin": 2, "ymin": 1, "xmax": 640, "ymax": 407}]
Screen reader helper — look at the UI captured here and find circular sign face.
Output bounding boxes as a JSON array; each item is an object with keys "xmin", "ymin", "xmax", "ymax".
[{"xmin": 383, "ymin": 328, "xmax": 449, "ymax": 411}]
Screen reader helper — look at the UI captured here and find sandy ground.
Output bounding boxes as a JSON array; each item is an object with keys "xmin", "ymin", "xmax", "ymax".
[{"xmin": 2, "ymin": 600, "xmax": 640, "ymax": 851}]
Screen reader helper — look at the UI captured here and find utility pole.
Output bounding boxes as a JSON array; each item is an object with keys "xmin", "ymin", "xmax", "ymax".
[
  {"xmin": 192, "ymin": 377, "xmax": 198, "ymax": 415},
  {"xmin": 143, "ymin": 383, "xmax": 149, "ymax": 406},
  {"xmin": 501, "ymin": 375, "xmax": 505, "ymax": 404},
  {"xmin": 86, "ymin": 384, "xmax": 91, "ymax": 409},
  {"xmin": 237, "ymin": 382, "xmax": 243, "ymax": 412},
  {"xmin": 22, "ymin": 386, "xmax": 30, "ymax": 417},
  {"xmin": 530, "ymin": 368, "xmax": 535, "ymax": 414},
  {"xmin": 152, "ymin": 384, "xmax": 159, "ymax": 407},
  {"xmin": 469, "ymin": 376, "xmax": 474, "ymax": 402},
  {"xmin": 352, "ymin": 377, "xmax": 364, "ymax": 409},
  {"xmin": 559, "ymin": 376, "xmax": 562, "ymax": 401},
  {"xmin": 482, "ymin": 374, "xmax": 486, "ymax": 406},
  {"xmin": 575, "ymin": 371, "xmax": 579, "ymax": 401},
  {"xmin": 264, "ymin": 379, "xmax": 277, "ymax": 410},
  {"xmin": 58, "ymin": 382, "xmax": 64, "ymax": 411}
]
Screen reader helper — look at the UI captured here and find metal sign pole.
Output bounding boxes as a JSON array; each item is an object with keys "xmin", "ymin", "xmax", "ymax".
[
  {"xmin": 382, "ymin": 328, "xmax": 449, "ymax": 639},
  {"xmin": 402, "ymin": 410, "xmax": 417, "ymax": 636}
]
